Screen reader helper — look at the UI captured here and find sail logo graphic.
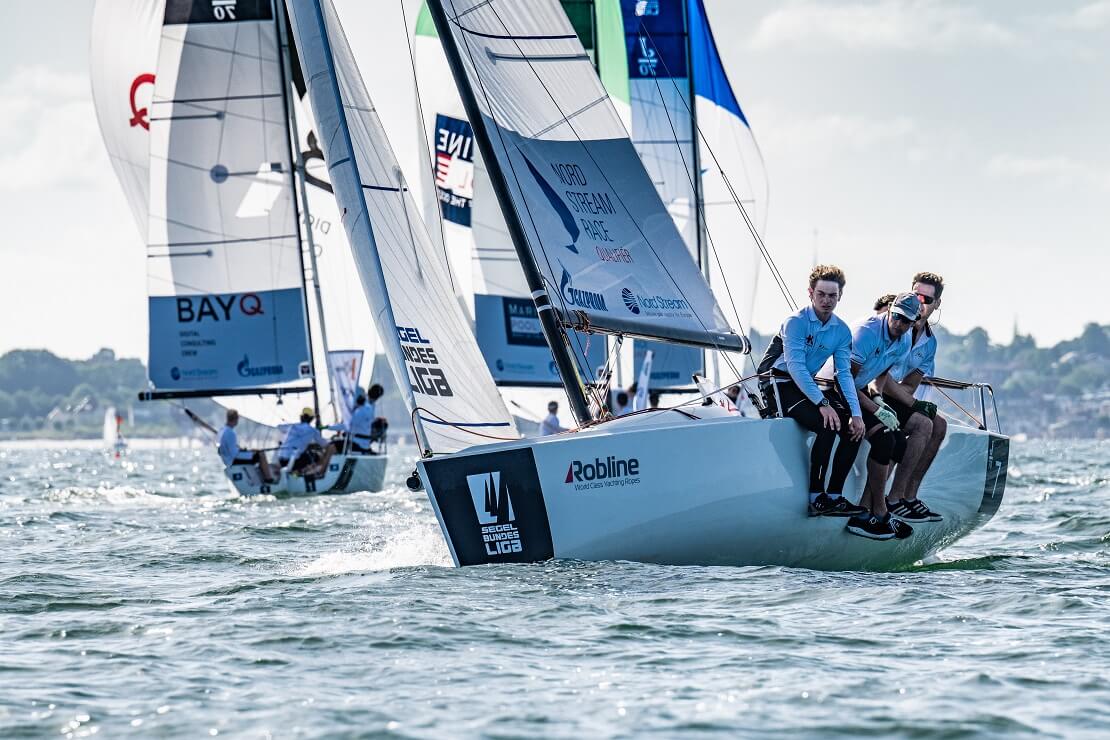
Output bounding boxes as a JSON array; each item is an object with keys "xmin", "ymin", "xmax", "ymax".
[
  {"xmin": 621, "ymin": 288, "xmax": 640, "ymax": 314},
  {"xmin": 433, "ymin": 114, "xmax": 474, "ymax": 226},
  {"xmin": 237, "ymin": 354, "xmax": 284, "ymax": 378},
  {"xmin": 467, "ymin": 471, "xmax": 523, "ymax": 555},
  {"xmin": 620, "ymin": 288, "xmax": 691, "ymax": 317},
  {"xmin": 522, "ymin": 155, "xmax": 580, "ymax": 253},
  {"xmin": 559, "ymin": 264, "xmax": 608, "ymax": 312},
  {"xmin": 128, "ymin": 73, "xmax": 155, "ymax": 130},
  {"xmin": 634, "ymin": 1, "xmax": 660, "ymax": 16},
  {"xmin": 176, "ymin": 293, "xmax": 264, "ymax": 323}
]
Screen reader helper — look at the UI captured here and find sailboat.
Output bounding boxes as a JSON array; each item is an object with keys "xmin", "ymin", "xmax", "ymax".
[
  {"xmin": 91, "ymin": 0, "xmax": 388, "ymax": 496},
  {"xmin": 411, "ymin": 0, "xmax": 768, "ymax": 411},
  {"xmin": 286, "ymin": 0, "xmax": 1007, "ymax": 569},
  {"xmin": 103, "ymin": 407, "xmax": 128, "ymax": 456}
]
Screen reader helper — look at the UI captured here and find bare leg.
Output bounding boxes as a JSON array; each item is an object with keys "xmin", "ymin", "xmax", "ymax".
[
  {"xmin": 907, "ymin": 415, "xmax": 946, "ymax": 501},
  {"xmin": 888, "ymin": 414, "xmax": 932, "ymax": 502},
  {"xmin": 256, "ymin": 453, "xmax": 276, "ymax": 483},
  {"xmin": 863, "ymin": 457, "xmax": 890, "ymax": 516}
]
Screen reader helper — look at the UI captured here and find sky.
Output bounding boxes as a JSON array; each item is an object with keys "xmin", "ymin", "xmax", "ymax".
[{"xmin": 0, "ymin": 0, "xmax": 1107, "ymax": 362}]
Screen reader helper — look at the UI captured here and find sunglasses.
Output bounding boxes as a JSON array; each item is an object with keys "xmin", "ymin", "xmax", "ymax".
[
  {"xmin": 916, "ymin": 293, "xmax": 936, "ymax": 305},
  {"xmin": 889, "ymin": 313, "xmax": 915, "ymax": 325}
]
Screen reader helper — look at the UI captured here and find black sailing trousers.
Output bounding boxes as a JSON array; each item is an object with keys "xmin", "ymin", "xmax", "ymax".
[{"xmin": 769, "ymin": 377, "xmax": 862, "ymax": 495}]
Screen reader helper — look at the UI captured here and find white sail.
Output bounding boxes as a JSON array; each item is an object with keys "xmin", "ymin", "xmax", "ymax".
[
  {"xmin": 287, "ymin": 0, "xmax": 519, "ymax": 454},
  {"xmin": 90, "ymin": 0, "xmax": 166, "ymax": 235},
  {"xmin": 430, "ymin": 0, "xmax": 744, "ymax": 352},
  {"xmin": 145, "ymin": 0, "xmax": 313, "ymax": 395}
]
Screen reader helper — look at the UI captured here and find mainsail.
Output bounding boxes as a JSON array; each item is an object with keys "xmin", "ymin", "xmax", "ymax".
[
  {"xmin": 427, "ymin": 0, "xmax": 745, "ymax": 353},
  {"xmin": 287, "ymin": 0, "xmax": 519, "ymax": 454},
  {"xmin": 145, "ymin": 1, "xmax": 313, "ymax": 399}
]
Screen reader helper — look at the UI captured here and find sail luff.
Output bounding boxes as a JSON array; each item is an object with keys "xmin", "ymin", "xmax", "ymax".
[
  {"xmin": 287, "ymin": 0, "xmax": 433, "ymax": 455},
  {"xmin": 288, "ymin": 0, "xmax": 519, "ymax": 455},
  {"xmin": 272, "ymin": 0, "xmax": 323, "ymax": 422},
  {"xmin": 426, "ymin": 0, "xmax": 595, "ymax": 425}
]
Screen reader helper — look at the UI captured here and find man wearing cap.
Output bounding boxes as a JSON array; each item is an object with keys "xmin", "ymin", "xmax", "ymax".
[
  {"xmin": 216, "ymin": 408, "xmax": 277, "ymax": 483},
  {"xmin": 277, "ymin": 407, "xmax": 329, "ymax": 474},
  {"xmin": 758, "ymin": 264, "xmax": 867, "ymax": 518},
  {"xmin": 819, "ymin": 291, "xmax": 919, "ymax": 539},
  {"xmin": 880, "ymin": 272, "xmax": 947, "ymax": 523}
]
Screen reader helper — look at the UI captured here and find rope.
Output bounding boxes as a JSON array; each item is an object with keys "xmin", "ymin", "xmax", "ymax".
[{"xmin": 410, "ymin": 406, "xmax": 521, "ymax": 443}]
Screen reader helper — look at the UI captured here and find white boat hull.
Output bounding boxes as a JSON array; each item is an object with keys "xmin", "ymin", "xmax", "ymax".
[
  {"xmin": 419, "ymin": 411, "xmax": 1008, "ymax": 570},
  {"xmin": 226, "ymin": 453, "xmax": 389, "ymax": 497}
]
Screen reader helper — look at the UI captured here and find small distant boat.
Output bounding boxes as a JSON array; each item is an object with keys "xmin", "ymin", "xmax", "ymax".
[{"xmin": 103, "ymin": 407, "xmax": 128, "ymax": 457}]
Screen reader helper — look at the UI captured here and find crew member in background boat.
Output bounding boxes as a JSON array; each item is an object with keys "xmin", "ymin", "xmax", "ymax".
[
  {"xmin": 649, "ymin": 391, "xmax": 661, "ymax": 409},
  {"xmin": 217, "ymin": 409, "xmax": 277, "ymax": 483},
  {"xmin": 277, "ymin": 407, "xmax": 333, "ymax": 475},
  {"xmin": 758, "ymin": 265, "xmax": 867, "ymax": 518},
  {"xmin": 540, "ymin": 401, "xmax": 567, "ymax": 436},
  {"xmin": 878, "ymin": 273, "xmax": 947, "ymax": 523},
  {"xmin": 613, "ymin": 390, "xmax": 631, "ymax": 417},
  {"xmin": 329, "ymin": 384, "xmax": 386, "ymax": 454},
  {"xmin": 724, "ymin": 385, "xmax": 742, "ymax": 412},
  {"xmin": 822, "ymin": 292, "xmax": 919, "ymax": 540},
  {"xmin": 873, "ymin": 293, "xmax": 896, "ymax": 314}
]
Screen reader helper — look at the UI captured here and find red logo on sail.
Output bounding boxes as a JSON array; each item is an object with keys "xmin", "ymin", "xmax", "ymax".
[{"xmin": 129, "ymin": 73, "xmax": 155, "ymax": 130}]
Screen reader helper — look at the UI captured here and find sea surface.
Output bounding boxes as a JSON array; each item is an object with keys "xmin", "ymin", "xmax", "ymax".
[{"xmin": 0, "ymin": 438, "xmax": 1107, "ymax": 738}]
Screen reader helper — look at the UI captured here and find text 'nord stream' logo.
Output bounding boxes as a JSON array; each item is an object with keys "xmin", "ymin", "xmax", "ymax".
[{"xmin": 559, "ymin": 264, "xmax": 608, "ymax": 312}]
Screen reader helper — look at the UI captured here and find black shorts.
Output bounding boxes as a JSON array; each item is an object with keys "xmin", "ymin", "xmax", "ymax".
[{"xmin": 230, "ymin": 451, "xmax": 261, "ymax": 466}]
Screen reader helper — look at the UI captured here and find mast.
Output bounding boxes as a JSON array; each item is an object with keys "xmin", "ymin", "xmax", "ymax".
[
  {"xmin": 681, "ymin": 0, "xmax": 708, "ymax": 380},
  {"xmin": 273, "ymin": 0, "xmax": 323, "ymax": 422},
  {"xmin": 426, "ymin": 0, "xmax": 594, "ymax": 426}
]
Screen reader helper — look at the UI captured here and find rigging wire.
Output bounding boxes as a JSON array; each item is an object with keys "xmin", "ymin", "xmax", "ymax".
[
  {"xmin": 400, "ymin": 0, "xmax": 458, "ymax": 293},
  {"xmin": 633, "ymin": 20, "xmax": 798, "ymax": 315}
]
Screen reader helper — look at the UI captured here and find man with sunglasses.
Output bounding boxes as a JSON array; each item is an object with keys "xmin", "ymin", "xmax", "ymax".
[
  {"xmin": 820, "ymin": 292, "xmax": 918, "ymax": 539},
  {"xmin": 880, "ymin": 273, "xmax": 947, "ymax": 523}
]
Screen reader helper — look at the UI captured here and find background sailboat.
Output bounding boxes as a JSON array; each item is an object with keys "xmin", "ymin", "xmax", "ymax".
[{"xmin": 91, "ymin": 0, "xmax": 388, "ymax": 495}]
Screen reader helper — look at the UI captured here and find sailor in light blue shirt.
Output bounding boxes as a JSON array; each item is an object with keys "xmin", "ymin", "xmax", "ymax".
[
  {"xmin": 845, "ymin": 312, "xmax": 913, "ymax": 390},
  {"xmin": 772, "ymin": 305, "xmax": 862, "ymax": 417}
]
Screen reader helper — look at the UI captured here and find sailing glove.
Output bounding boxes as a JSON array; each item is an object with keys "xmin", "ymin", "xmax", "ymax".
[{"xmin": 874, "ymin": 400, "xmax": 901, "ymax": 431}]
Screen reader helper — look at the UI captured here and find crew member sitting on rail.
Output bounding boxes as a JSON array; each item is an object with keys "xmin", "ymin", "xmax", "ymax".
[
  {"xmin": 758, "ymin": 264, "xmax": 867, "ymax": 518},
  {"xmin": 879, "ymin": 272, "xmax": 947, "ymax": 523},
  {"xmin": 331, "ymin": 384, "xmax": 387, "ymax": 454},
  {"xmin": 540, "ymin": 401, "xmax": 567, "ymax": 436},
  {"xmin": 277, "ymin": 407, "xmax": 331, "ymax": 475},
  {"xmin": 216, "ymin": 409, "xmax": 277, "ymax": 483},
  {"xmin": 821, "ymin": 292, "xmax": 918, "ymax": 540}
]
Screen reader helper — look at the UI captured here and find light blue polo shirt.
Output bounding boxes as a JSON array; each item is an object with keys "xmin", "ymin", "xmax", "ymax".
[
  {"xmin": 891, "ymin": 324, "xmax": 937, "ymax": 382},
  {"xmin": 771, "ymin": 305, "xmax": 861, "ymax": 417},
  {"xmin": 844, "ymin": 313, "xmax": 912, "ymax": 389}
]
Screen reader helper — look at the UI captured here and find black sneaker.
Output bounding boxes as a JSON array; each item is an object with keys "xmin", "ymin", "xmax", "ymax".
[
  {"xmin": 888, "ymin": 516, "xmax": 914, "ymax": 539},
  {"xmin": 808, "ymin": 493, "xmax": 837, "ymax": 517},
  {"xmin": 906, "ymin": 499, "xmax": 943, "ymax": 522},
  {"xmin": 889, "ymin": 498, "xmax": 929, "ymax": 522},
  {"xmin": 829, "ymin": 496, "xmax": 868, "ymax": 517},
  {"xmin": 846, "ymin": 514, "xmax": 896, "ymax": 540}
]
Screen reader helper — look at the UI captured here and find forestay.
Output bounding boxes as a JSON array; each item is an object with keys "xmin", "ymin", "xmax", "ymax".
[
  {"xmin": 287, "ymin": 0, "xmax": 518, "ymax": 454},
  {"xmin": 90, "ymin": 0, "xmax": 166, "ymax": 235},
  {"xmin": 146, "ymin": 0, "xmax": 312, "ymax": 394},
  {"xmin": 433, "ymin": 0, "xmax": 744, "ymax": 352}
]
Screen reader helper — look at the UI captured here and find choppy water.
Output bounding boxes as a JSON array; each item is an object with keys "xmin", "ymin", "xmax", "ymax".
[{"xmin": 0, "ymin": 438, "xmax": 1107, "ymax": 738}]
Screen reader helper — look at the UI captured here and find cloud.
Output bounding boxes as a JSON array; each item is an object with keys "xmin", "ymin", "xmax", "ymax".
[
  {"xmin": 985, "ymin": 154, "xmax": 1110, "ymax": 190},
  {"xmin": 749, "ymin": 105, "xmax": 924, "ymax": 164},
  {"xmin": 1050, "ymin": 1, "xmax": 1110, "ymax": 30},
  {"xmin": 0, "ymin": 65, "xmax": 108, "ymax": 191},
  {"xmin": 750, "ymin": 0, "xmax": 1020, "ymax": 52}
]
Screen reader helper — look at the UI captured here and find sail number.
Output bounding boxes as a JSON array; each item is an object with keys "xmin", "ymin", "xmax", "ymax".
[
  {"xmin": 397, "ymin": 326, "xmax": 454, "ymax": 398},
  {"xmin": 211, "ymin": 0, "xmax": 237, "ymax": 20}
]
